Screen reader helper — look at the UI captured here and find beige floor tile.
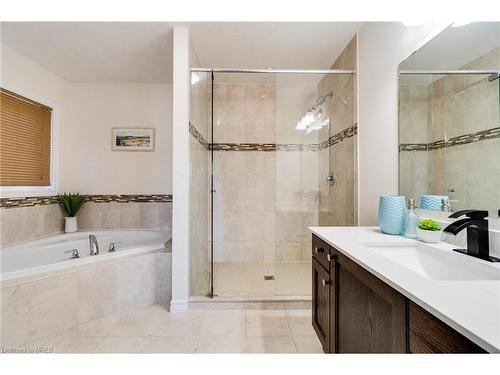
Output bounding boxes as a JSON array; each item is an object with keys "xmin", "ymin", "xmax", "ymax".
[
  {"xmin": 107, "ymin": 304, "xmax": 168, "ymax": 337},
  {"xmin": 275, "ymin": 263, "xmax": 311, "ymax": 296},
  {"xmin": 153, "ymin": 310, "xmax": 205, "ymax": 337},
  {"xmin": 286, "ymin": 310, "xmax": 315, "ymax": 336},
  {"xmin": 245, "ymin": 337, "xmax": 297, "ymax": 353},
  {"xmin": 93, "ymin": 336, "xmax": 151, "ymax": 353},
  {"xmin": 145, "ymin": 336, "xmax": 197, "ymax": 353},
  {"xmin": 77, "ymin": 311, "xmax": 122, "ymax": 337},
  {"xmin": 293, "ymin": 336, "xmax": 324, "ymax": 353},
  {"xmin": 195, "ymin": 337, "xmax": 247, "ymax": 353},
  {"xmin": 50, "ymin": 336, "xmax": 104, "ymax": 353},
  {"xmin": 245, "ymin": 310, "xmax": 291, "ymax": 337},
  {"xmin": 198, "ymin": 310, "xmax": 246, "ymax": 337},
  {"xmin": 213, "ymin": 262, "xmax": 311, "ymax": 298}
]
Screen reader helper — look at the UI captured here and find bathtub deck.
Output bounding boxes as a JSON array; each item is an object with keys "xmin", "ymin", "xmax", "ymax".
[{"xmin": 10, "ymin": 303, "xmax": 321, "ymax": 353}]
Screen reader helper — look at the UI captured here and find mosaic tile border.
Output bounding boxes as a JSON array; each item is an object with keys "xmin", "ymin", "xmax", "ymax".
[
  {"xmin": 189, "ymin": 121, "xmax": 210, "ymax": 149},
  {"xmin": 189, "ymin": 122, "xmax": 357, "ymax": 152},
  {"xmin": 319, "ymin": 124, "xmax": 358, "ymax": 150},
  {"xmin": 0, "ymin": 194, "xmax": 173, "ymax": 209},
  {"xmin": 399, "ymin": 126, "xmax": 500, "ymax": 152}
]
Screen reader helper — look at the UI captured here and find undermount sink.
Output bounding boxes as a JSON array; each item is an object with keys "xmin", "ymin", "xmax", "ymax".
[{"xmin": 361, "ymin": 242, "xmax": 500, "ymax": 281}]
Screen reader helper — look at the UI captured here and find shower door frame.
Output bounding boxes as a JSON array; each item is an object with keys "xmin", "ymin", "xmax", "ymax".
[{"xmin": 192, "ymin": 68, "xmax": 355, "ymax": 299}]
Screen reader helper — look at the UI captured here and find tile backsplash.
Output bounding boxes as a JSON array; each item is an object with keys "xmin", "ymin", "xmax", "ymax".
[{"xmin": 0, "ymin": 195, "xmax": 172, "ymax": 246}]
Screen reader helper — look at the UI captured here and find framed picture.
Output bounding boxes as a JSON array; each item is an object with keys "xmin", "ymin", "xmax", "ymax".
[{"xmin": 111, "ymin": 127, "xmax": 155, "ymax": 151}]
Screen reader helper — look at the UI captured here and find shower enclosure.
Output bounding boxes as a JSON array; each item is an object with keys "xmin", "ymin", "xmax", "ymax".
[{"xmin": 189, "ymin": 68, "xmax": 357, "ymax": 300}]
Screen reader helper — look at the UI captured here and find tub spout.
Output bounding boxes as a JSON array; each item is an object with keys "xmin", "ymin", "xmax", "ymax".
[{"xmin": 89, "ymin": 235, "xmax": 99, "ymax": 255}]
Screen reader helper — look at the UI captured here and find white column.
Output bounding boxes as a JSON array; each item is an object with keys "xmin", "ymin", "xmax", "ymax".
[
  {"xmin": 356, "ymin": 22, "xmax": 448, "ymax": 225},
  {"xmin": 170, "ymin": 27, "xmax": 190, "ymax": 312}
]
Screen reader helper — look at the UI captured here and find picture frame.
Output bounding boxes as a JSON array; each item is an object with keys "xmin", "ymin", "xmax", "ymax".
[{"xmin": 111, "ymin": 127, "xmax": 155, "ymax": 151}]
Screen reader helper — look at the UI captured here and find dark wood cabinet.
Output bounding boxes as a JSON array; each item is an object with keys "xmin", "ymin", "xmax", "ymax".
[
  {"xmin": 408, "ymin": 302, "xmax": 486, "ymax": 353},
  {"xmin": 336, "ymin": 251, "xmax": 407, "ymax": 353},
  {"xmin": 312, "ymin": 258, "xmax": 331, "ymax": 353},
  {"xmin": 311, "ymin": 234, "xmax": 489, "ymax": 354}
]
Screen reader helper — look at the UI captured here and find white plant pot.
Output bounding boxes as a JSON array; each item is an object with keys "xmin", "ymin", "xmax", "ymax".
[
  {"xmin": 65, "ymin": 216, "xmax": 78, "ymax": 233},
  {"xmin": 416, "ymin": 228, "xmax": 442, "ymax": 243}
]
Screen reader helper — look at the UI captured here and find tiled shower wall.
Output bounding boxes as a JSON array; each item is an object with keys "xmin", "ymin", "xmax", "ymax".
[
  {"xmin": 318, "ymin": 37, "xmax": 358, "ymax": 227},
  {"xmin": 400, "ymin": 47, "xmax": 500, "ymax": 214},
  {"xmin": 0, "ymin": 198, "xmax": 172, "ymax": 246},
  {"xmin": 212, "ymin": 80, "xmax": 320, "ymax": 265},
  {"xmin": 189, "ymin": 72, "xmax": 211, "ymax": 296}
]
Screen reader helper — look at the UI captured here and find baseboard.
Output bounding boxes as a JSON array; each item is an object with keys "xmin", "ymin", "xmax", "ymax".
[{"xmin": 169, "ymin": 299, "xmax": 189, "ymax": 312}]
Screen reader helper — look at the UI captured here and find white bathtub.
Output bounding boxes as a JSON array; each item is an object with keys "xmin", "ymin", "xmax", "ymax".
[
  {"xmin": 1, "ymin": 230, "xmax": 172, "ymax": 347},
  {"xmin": 1, "ymin": 230, "xmax": 170, "ymax": 283}
]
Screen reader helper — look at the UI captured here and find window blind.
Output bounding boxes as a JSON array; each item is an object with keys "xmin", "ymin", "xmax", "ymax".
[{"xmin": 0, "ymin": 88, "xmax": 52, "ymax": 186}]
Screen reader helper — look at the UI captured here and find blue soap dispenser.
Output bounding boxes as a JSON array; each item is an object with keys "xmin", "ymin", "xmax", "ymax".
[{"xmin": 404, "ymin": 198, "xmax": 418, "ymax": 239}]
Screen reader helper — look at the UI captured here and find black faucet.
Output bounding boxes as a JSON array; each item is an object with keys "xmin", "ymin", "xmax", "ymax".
[{"xmin": 443, "ymin": 210, "xmax": 499, "ymax": 262}]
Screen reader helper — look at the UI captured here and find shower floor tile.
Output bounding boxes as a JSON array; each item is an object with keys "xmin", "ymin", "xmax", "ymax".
[{"xmin": 213, "ymin": 262, "xmax": 311, "ymax": 298}]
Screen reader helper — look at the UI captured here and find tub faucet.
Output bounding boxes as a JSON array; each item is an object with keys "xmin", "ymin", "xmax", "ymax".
[
  {"xmin": 89, "ymin": 235, "xmax": 99, "ymax": 255},
  {"xmin": 443, "ymin": 210, "xmax": 499, "ymax": 262}
]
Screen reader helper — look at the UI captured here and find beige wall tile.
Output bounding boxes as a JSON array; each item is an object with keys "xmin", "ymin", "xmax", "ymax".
[
  {"xmin": 119, "ymin": 203, "xmax": 140, "ymax": 229},
  {"xmin": 78, "ymin": 264, "xmax": 118, "ymax": 324},
  {"xmin": 101, "ymin": 202, "xmax": 121, "ymax": 229},
  {"xmin": 1, "ymin": 284, "xmax": 31, "ymax": 348},
  {"xmin": 117, "ymin": 254, "xmax": 156, "ymax": 310},
  {"xmin": 29, "ymin": 272, "xmax": 78, "ymax": 342}
]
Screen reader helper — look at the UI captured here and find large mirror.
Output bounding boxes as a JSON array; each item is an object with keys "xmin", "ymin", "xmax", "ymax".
[{"xmin": 398, "ymin": 22, "xmax": 500, "ymax": 217}]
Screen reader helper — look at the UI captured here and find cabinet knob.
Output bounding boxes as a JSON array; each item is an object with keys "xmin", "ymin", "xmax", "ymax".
[
  {"xmin": 314, "ymin": 246, "xmax": 324, "ymax": 254},
  {"xmin": 322, "ymin": 279, "xmax": 331, "ymax": 287},
  {"xmin": 327, "ymin": 254, "xmax": 331, "ymax": 262}
]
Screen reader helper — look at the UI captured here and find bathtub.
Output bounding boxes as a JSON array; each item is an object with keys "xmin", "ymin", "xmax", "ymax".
[
  {"xmin": 1, "ymin": 230, "xmax": 170, "ymax": 283},
  {"xmin": 1, "ymin": 230, "xmax": 172, "ymax": 348}
]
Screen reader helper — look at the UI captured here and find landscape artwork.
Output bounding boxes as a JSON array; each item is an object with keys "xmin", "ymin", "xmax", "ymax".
[{"xmin": 112, "ymin": 128, "xmax": 155, "ymax": 151}]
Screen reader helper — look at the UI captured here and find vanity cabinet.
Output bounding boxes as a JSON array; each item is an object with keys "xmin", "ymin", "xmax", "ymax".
[
  {"xmin": 336, "ymin": 251, "xmax": 407, "ymax": 353},
  {"xmin": 312, "ymin": 258, "xmax": 331, "ymax": 352},
  {"xmin": 311, "ymin": 234, "xmax": 488, "ymax": 354},
  {"xmin": 312, "ymin": 235, "xmax": 333, "ymax": 352},
  {"xmin": 408, "ymin": 302, "xmax": 486, "ymax": 353}
]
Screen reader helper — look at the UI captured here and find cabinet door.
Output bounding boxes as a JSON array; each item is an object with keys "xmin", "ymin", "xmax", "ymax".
[
  {"xmin": 312, "ymin": 258, "xmax": 331, "ymax": 353},
  {"xmin": 409, "ymin": 302, "xmax": 486, "ymax": 353},
  {"xmin": 336, "ymin": 251, "xmax": 407, "ymax": 353}
]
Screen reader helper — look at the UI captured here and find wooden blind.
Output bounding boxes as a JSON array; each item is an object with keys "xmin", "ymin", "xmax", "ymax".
[{"xmin": 0, "ymin": 88, "xmax": 52, "ymax": 186}]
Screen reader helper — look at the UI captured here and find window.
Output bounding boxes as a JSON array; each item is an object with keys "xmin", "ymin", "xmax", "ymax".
[{"xmin": 0, "ymin": 88, "xmax": 52, "ymax": 186}]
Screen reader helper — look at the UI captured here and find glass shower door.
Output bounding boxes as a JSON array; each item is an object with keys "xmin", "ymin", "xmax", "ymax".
[{"xmin": 211, "ymin": 72, "xmax": 277, "ymax": 298}]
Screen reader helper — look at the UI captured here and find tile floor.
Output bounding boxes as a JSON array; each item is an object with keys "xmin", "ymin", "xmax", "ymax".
[
  {"xmin": 213, "ymin": 262, "xmax": 311, "ymax": 298},
  {"xmin": 22, "ymin": 304, "xmax": 323, "ymax": 353}
]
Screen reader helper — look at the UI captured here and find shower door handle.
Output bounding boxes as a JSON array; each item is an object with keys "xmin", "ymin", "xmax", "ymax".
[{"xmin": 327, "ymin": 172, "xmax": 336, "ymax": 187}]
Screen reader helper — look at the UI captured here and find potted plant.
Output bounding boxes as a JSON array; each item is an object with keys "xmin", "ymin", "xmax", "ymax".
[
  {"xmin": 58, "ymin": 193, "xmax": 86, "ymax": 233},
  {"xmin": 416, "ymin": 218, "xmax": 442, "ymax": 243}
]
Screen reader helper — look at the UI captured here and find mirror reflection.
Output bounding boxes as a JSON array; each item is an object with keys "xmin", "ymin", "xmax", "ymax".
[{"xmin": 399, "ymin": 22, "xmax": 500, "ymax": 216}]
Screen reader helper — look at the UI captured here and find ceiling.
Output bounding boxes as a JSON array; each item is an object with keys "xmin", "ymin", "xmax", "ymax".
[
  {"xmin": 400, "ymin": 22, "xmax": 500, "ymax": 70},
  {"xmin": 185, "ymin": 22, "xmax": 361, "ymax": 70},
  {"xmin": 1, "ymin": 22, "xmax": 175, "ymax": 83},
  {"xmin": 1, "ymin": 22, "xmax": 360, "ymax": 83}
]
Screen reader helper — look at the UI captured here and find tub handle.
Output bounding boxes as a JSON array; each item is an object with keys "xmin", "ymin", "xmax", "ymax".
[
  {"xmin": 108, "ymin": 242, "xmax": 121, "ymax": 252},
  {"xmin": 64, "ymin": 249, "xmax": 80, "ymax": 259}
]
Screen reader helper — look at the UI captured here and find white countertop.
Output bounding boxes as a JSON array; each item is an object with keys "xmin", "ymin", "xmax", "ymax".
[{"xmin": 309, "ymin": 226, "xmax": 500, "ymax": 353}]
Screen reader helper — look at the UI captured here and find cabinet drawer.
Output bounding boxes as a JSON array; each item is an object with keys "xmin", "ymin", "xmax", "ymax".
[
  {"xmin": 409, "ymin": 302, "xmax": 486, "ymax": 353},
  {"xmin": 312, "ymin": 234, "xmax": 331, "ymax": 270}
]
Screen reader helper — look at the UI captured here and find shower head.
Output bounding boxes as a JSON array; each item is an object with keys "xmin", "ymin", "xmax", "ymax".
[{"xmin": 296, "ymin": 91, "xmax": 333, "ymax": 132}]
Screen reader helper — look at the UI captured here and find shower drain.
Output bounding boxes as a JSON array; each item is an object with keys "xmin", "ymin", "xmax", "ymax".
[{"xmin": 264, "ymin": 275, "xmax": 275, "ymax": 281}]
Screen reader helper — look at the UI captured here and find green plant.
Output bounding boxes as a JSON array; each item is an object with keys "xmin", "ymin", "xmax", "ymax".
[
  {"xmin": 418, "ymin": 218, "xmax": 441, "ymax": 231},
  {"xmin": 58, "ymin": 193, "xmax": 86, "ymax": 217}
]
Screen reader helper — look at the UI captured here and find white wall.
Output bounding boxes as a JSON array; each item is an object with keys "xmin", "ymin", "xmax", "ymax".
[
  {"xmin": 356, "ymin": 22, "xmax": 449, "ymax": 225},
  {"xmin": 170, "ymin": 27, "xmax": 191, "ymax": 312},
  {"xmin": 61, "ymin": 83, "xmax": 172, "ymax": 194},
  {"xmin": 1, "ymin": 44, "xmax": 173, "ymax": 195}
]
